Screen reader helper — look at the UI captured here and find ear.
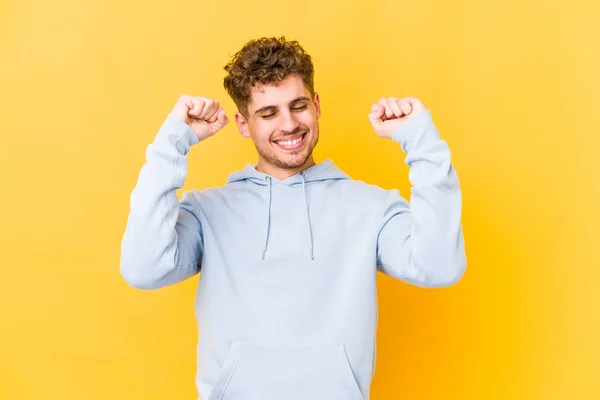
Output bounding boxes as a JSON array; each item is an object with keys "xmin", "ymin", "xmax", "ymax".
[
  {"xmin": 313, "ymin": 92, "xmax": 321, "ymax": 119},
  {"xmin": 235, "ymin": 112, "xmax": 251, "ymax": 138}
]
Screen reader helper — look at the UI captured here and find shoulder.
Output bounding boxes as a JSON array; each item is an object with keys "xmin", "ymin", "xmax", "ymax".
[
  {"xmin": 336, "ymin": 178, "xmax": 391, "ymax": 198},
  {"xmin": 182, "ymin": 180, "xmax": 256, "ymax": 205},
  {"xmin": 321, "ymin": 178, "xmax": 399, "ymax": 214}
]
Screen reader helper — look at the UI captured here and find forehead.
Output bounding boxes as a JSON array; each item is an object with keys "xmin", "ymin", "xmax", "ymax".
[{"xmin": 248, "ymin": 75, "xmax": 310, "ymax": 111}]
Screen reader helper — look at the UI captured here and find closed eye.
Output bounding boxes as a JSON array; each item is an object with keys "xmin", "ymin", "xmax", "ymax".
[{"xmin": 262, "ymin": 105, "xmax": 308, "ymax": 119}]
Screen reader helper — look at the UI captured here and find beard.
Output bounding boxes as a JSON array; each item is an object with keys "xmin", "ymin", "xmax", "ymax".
[{"xmin": 255, "ymin": 125, "xmax": 319, "ymax": 170}]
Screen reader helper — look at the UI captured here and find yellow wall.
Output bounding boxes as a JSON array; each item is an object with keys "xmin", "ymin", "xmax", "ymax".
[{"xmin": 1, "ymin": 0, "xmax": 598, "ymax": 398}]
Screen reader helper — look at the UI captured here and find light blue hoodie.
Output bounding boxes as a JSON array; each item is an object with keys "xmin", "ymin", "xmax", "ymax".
[{"xmin": 120, "ymin": 109, "xmax": 466, "ymax": 400}]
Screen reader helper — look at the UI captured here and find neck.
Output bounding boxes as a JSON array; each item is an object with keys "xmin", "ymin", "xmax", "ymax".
[{"xmin": 257, "ymin": 156, "xmax": 316, "ymax": 180}]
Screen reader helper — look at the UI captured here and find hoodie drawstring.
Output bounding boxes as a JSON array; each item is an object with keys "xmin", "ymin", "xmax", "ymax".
[
  {"xmin": 261, "ymin": 177, "xmax": 272, "ymax": 260},
  {"xmin": 261, "ymin": 173, "xmax": 315, "ymax": 261},
  {"xmin": 300, "ymin": 172, "xmax": 315, "ymax": 260}
]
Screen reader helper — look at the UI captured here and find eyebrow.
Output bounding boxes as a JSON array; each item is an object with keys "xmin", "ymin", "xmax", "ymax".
[{"xmin": 253, "ymin": 96, "xmax": 311, "ymax": 116}]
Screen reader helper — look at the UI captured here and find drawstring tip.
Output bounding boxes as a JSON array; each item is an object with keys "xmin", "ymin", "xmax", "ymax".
[
  {"xmin": 310, "ymin": 249, "xmax": 314, "ymax": 260},
  {"xmin": 261, "ymin": 249, "xmax": 266, "ymax": 260}
]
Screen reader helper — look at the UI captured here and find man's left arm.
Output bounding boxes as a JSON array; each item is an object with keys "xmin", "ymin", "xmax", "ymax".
[{"xmin": 369, "ymin": 97, "xmax": 466, "ymax": 288}]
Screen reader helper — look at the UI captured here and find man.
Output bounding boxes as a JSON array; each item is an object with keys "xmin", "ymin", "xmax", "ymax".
[{"xmin": 120, "ymin": 36, "xmax": 466, "ymax": 400}]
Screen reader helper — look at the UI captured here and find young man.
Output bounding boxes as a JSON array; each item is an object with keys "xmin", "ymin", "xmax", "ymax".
[{"xmin": 120, "ymin": 36, "xmax": 466, "ymax": 400}]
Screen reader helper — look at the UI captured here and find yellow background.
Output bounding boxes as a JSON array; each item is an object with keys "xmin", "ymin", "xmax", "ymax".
[{"xmin": 1, "ymin": 0, "xmax": 598, "ymax": 398}]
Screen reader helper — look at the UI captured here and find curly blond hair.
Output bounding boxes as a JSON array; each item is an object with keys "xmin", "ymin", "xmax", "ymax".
[{"xmin": 223, "ymin": 36, "xmax": 315, "ymax": 117}]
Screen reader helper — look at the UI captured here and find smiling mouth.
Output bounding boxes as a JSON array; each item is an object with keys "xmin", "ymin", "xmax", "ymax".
[{"xmin": 273, "ymin": 132, "xmax": 307, "ymax": 150}]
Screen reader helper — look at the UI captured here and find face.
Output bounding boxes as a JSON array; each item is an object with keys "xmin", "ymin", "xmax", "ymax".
[{"xmin": 235, "ymin": 74, "xmax": 321, "ymax": 177}]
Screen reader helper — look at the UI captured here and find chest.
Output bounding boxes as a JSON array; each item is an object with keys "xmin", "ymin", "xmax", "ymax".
[{"xmin": 202, "ymin": 183, "xmax": 377, "ymax": 263}]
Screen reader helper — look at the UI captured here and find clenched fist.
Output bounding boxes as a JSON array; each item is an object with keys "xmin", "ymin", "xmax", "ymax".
[
  {"xmin": 368, "ymin": 97, "xmax": 427, "ymax": 139},
  {"xmin": 171, "ymin": 95, "xmax": 229, "ymax": 141}
]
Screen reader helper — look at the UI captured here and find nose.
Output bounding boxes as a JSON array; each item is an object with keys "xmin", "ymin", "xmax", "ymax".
[{"xmin": 279, "ymin": 110, "xmax": 300, "ymax": 133}]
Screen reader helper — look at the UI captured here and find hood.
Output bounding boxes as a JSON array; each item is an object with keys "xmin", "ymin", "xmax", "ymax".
[
  {"xmin": 226, "ymin": 159, "xmax": 350, "ymax": 261},
  {"xmin": 226, "ymin": 159, "xmax": 350, "ymax": 186}
]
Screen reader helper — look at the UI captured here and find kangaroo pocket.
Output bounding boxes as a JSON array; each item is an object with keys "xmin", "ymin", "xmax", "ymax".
[{"xmin": 209, "ymin": 342, "xmax": 363, "ymax": 400}]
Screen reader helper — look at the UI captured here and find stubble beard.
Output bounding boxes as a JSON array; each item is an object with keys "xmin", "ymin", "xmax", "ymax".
[{"xmin": 258, "ymin": 126, "xmax": 319, "ymax": 170}]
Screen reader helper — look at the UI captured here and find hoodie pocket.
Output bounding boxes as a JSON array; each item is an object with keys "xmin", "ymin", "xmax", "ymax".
[{"xmin": 209, "ymin": 342, "xmax": 363, "ymax": 400}]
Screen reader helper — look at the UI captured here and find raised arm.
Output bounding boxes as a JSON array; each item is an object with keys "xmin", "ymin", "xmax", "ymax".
[
  {"xmin": 120, "ymin": 95, "xmax": 229, "ymax": 289},
  {"xmin": 369, "ymin": 97, "xmax": 466, "ymax": 288}
]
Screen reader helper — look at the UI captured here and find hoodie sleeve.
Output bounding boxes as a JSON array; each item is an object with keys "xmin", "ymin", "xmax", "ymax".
[
  {"xmin": 375, "ymin": 110, "xmax": 466, "ymax": 288},
  {"xmin": 120, "ymin": 114, "xmax": 204, "ymax": 290}
]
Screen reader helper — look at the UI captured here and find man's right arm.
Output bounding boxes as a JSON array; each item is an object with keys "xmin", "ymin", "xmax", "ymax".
[
  {"xmin": 120, "ymin": 95, "xmax": 229, "ymax": 290},
  {"xmin": 120, "ymin": 114, "xmax": 203, "ymax": 289}
]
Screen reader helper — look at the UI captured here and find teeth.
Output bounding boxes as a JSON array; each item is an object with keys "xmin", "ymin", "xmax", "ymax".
[{"xmin": 278, "ymin": 136, "xmax": 303, "ymax": 146}]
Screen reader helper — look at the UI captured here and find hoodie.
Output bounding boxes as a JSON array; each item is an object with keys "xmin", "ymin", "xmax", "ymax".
[{"xmin": 120, "ymin": 109, "xmax": 466, "ymax": 400}]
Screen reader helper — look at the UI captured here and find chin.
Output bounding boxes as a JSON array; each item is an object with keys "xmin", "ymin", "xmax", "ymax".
[
  {"xmin": 277, "ymin": 157, "xmax": 310, "ymax": 170},
  {"xmin": 273, "ymin": 150, "xmax": 313, "ymax": 169}
]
